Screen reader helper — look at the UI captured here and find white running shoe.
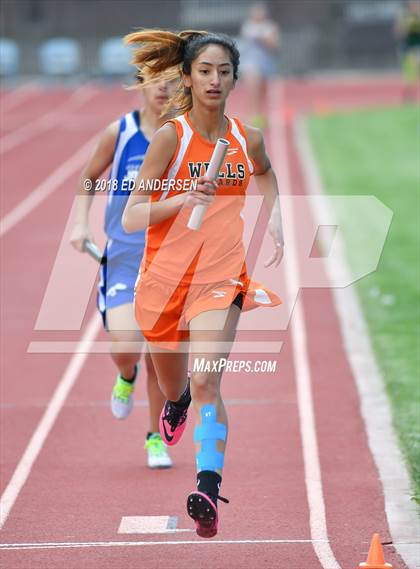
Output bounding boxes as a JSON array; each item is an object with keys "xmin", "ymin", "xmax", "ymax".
[
  {"xmin": 110, "ymin": 366, "xmax": 137, "ymax": 420},
  {"xmin": 144, "ymin": 433, "xmax": 173, "ymax": 469}
]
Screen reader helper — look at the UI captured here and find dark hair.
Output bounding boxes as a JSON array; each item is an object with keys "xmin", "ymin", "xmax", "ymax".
[
  {"xmin": 124, "ymin": 29, "xmax": 240, "ymax": 114},
  {"xmin": 181, "ymin": 32, "xmax": 239, "ymax": 80}
]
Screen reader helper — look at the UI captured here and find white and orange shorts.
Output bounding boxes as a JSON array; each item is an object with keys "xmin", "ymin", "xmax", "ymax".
[{"xmin": 134, "ymin": 269, "xmax": 281, "ymax": 350}]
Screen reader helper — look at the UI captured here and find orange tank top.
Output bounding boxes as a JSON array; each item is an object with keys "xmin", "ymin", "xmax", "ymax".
[{"xmin": 141, "ymin": 112, "xmax": 256, "ymax": 285}]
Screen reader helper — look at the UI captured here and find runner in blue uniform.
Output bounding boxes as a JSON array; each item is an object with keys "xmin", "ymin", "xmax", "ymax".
[{"xmin": 70, "ymin": 72, "xmax": 177, "ymax": 468}]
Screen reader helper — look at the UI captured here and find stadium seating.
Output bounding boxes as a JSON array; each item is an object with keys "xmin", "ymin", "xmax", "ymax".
[
  {"xmin": 0, "ymin": 39, "xmax": 19, "ymax": 75},
  {"xmin": 98, "ymin": 37, "xmax": 132, "ymax": 76},
  {"xmin": 38, "ymin": 38, "xmax": 81, "ymax": 75}
]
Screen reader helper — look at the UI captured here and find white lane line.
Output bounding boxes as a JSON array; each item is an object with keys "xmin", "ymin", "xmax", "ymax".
[
  {"xmin": 269, "ymin": 83, "xmax": 342, "ymax": 569},
  {"xmin": 0, "ymin": 132, "xmax": 98, "ymax": 237},
  {"xmin": 0, "ymin": 86, "xmax": 96, "ymax": 154},
  {"xmin": 294, "ymin": 115, "xmax": 420, "ymax": 569},
  {"xmin": 0, "ymin": 313, "xmax": 102, "ymax": 530},
  {"xmin": 0, "ymin": 83, "xmax": 42, "ymax": 114},
  {"xmin": 0, "ymin": 538, "xmax": 329, "ymax": 551}
]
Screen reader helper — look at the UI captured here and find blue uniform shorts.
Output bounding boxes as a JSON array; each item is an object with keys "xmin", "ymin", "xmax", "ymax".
[{"xmin": 97, "ymin": 239, "xmax": 144, "ymax": 328}]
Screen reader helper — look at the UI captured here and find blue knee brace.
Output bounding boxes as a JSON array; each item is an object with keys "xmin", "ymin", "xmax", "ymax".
[{"xmin": 194, "ymin": 404, "xmax": 227, "ymax": 472}]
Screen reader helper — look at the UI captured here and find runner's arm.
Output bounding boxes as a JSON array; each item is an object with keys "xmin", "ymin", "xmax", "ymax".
[
  {"xmin": 246, "ymin": 124, "xmax": 284, "ymax": 267},
  {"xmin": 70, "ymin": 121, "xmax": 118, "ymax": 251}
]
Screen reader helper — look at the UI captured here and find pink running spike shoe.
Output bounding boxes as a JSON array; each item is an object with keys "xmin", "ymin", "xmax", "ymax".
[{"xmin": 186, "ymin": 491, "xmax": 229, "ymax": 538}]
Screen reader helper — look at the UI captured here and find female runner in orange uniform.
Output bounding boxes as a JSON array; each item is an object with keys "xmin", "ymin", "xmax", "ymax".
[{"xmin": 123, "ymin": 29, "xmax": 284, "ymax": 538}]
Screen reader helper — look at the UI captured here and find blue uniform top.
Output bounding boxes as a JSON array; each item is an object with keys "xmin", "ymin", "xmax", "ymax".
[{"xmin": 104, "ymin": 110, "xmax": 148, "ymax": 245}]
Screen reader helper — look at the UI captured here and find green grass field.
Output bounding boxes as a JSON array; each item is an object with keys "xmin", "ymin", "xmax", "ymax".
[{"xmin": 307, "ymin": 105, "xmax": 420, "ymax": 503}]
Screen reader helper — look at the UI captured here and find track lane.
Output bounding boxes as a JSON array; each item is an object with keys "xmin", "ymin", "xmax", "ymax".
[
  {"xmin": 0, "ymin": 87, "xmax": 138, "ymax": 493},
  {"xmin": 282, "ymin": 83, "xmax": 409, "ymax": 568},
  {"xmin": 0, "ymin": 343, "xmax": 323, "ymax": 568},
  {"xmin": 1, "ymin": 85, "xmax": 321, "ymax": 567},
  {"xmin": 0, "ymin": 86, "xmax": 137, "ymax": 217}
]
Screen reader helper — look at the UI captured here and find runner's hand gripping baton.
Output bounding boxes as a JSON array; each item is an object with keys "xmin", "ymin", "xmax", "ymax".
[
  {"xmin": 83, "ymin": 239, "xmax": 107, "ymax": 265},
  {"xmin": 187, "ymin": 138, "xmax": 230, "ymax": 231}
]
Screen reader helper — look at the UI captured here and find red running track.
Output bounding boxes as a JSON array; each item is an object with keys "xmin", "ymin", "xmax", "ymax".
[{"xmin": 0, "ymin": 78, "xmax": 410, "ymax": 568}]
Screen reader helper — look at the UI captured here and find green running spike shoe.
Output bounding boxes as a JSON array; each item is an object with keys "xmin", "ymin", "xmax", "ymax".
[
  {"xmin": 110, "ymin": 365, "xmax": 137, "ymax": 420},
  {"xmin": 144, "ymin": 433, "xmax": 173, "ymax": 469}
]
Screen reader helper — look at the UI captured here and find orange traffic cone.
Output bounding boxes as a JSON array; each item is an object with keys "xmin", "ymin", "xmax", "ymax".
[{"xmin": 359, "ymin": 533, "xmax": 393, "ymax": 568}]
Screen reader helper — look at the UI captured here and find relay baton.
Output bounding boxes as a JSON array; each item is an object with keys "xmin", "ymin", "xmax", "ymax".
[
  {"xmin": 83, "ymin": 239, "xmax": 107, "ymax": 265},
  {"xmin": 187, "ymin": 137, "xmax": 230, "ymax": 230}
]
